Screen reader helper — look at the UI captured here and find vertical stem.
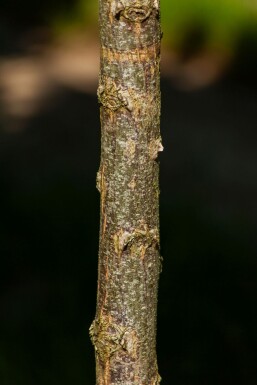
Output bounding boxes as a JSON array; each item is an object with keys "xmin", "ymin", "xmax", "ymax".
[{"xmin": 90, "ymin": 1, "xmax": 162, "ymax": 384}]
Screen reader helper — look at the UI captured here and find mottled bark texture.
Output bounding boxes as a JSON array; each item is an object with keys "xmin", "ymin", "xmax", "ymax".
[{"xmin": 90, "ymin": 1, "xmax": 162, "ymax": 384}]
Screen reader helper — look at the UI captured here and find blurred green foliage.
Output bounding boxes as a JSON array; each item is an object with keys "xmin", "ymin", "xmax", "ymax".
[
  {"xmin": 48, "ymin": 0, "xmax": 98, "ymax": 35},
  {"xmin": 48, "ymin": 0, "xmax": 257, "ymax": 54},
  {"xmin": 161, "ymin": 0, "xmax": 257, "ymax": 54},
  {"xmin": 1, "ymin": 0, "xmax": 257, "ymax": 55}
]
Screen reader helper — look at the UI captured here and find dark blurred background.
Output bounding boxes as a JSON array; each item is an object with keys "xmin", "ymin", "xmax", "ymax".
[{"xmin": 0, "ymin": 1, "xmax": 257, "ymax": 384}]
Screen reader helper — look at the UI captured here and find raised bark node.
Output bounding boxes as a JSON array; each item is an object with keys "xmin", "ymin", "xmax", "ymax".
[
  {"xmin": 98, "ymin": 77, "xmax": 133, "ymax": 112},
  {"xmin": 113, "ymin": 225, "xmax": 159, "ymax": 258},
  {"xmin": 90, "ymin": 316, "xmax": 127, "ymax": 360},
  {"xmin": 149, "ymin": 137, "xmax": 164, "ymax": 160},
  {"xmin": 114, "ymin": 0, "xmax": 159, "ymax": 22}
]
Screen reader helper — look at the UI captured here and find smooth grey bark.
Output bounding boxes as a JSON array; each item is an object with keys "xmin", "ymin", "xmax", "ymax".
[{"xmin": 90, "ymin": 1, "xmax": 162, "ymax": 384}]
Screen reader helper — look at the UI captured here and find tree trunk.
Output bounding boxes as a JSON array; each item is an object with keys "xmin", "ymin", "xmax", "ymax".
[{"xmin": 90, "ymin": 1, "xmax": 162, "ymax": 384}]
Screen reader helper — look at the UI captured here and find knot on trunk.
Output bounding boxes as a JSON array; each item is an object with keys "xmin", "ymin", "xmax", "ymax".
[
  {"xmin": 90, "ymin": 316, "xmax": 127, "ymax": 360},
  {"xmin": 113, "ymin": 224, "xmax": 159, "ymax": 258},
  {"xmin": 122, "ymin": 6, "xmax": 152, "ymax": 22},
  {"xmin": 115, "ymin": 0, "xmax": 159, "ymax": 22},
  {"xmin": 98, "ymin": 78, "xmax": 132, "ymax": 111},
  {"xmin": 90, "ymin": 316, "xmax": 139, "ymax": 362}
]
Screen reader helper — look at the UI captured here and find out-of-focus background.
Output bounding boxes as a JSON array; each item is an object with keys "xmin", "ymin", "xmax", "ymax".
[{"xmin": 0, "ymin": 1, "xmax": 256, "ymax": 384}]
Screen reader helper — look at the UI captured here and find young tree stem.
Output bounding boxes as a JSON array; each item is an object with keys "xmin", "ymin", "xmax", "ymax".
[{"xmin": 90, "ymin": 1, "xmax": 162, "ymax": 384}]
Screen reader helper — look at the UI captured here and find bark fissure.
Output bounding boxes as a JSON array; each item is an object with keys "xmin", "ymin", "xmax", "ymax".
[{"xmin": 91, "ymin": 0, "xmax": 162, "ymax": 383}]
